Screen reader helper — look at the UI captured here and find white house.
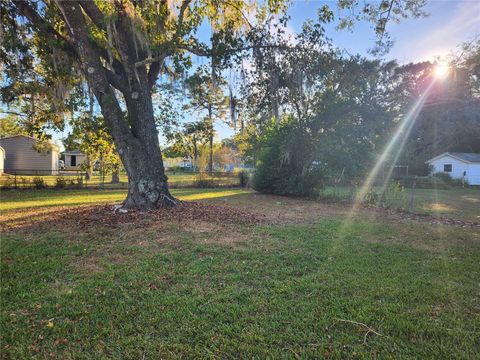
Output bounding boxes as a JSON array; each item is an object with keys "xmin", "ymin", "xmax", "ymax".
[{"xmin": 425, "ymin": 152, "xmax": 480, "ymax": 185}]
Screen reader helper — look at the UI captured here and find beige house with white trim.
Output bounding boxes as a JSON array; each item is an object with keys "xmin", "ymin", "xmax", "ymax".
[{"xmin": 0, "ymin": 135, "xmax": 60, "ymax": 175}]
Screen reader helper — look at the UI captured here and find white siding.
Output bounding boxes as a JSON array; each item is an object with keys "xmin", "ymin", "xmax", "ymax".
[
  {"xmin": 466, "ymin": 164, "xmax": 480, "ymax": 185},
  {"xmin": 0, "ymin": 136, "xmax": 59, "ymax": 174},
  {"xmin": 64, "ymin": 153, "xmax": 87, "ymax": 170}
]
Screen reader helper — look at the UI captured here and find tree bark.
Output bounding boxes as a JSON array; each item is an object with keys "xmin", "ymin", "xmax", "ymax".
[{"xmin": 55, "ymin": 0, "xmax": 177, "ymax": 209}]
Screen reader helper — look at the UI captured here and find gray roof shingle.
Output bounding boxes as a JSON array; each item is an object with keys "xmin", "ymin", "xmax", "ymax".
[{"xmin": 447, "ymin": 152, "xmax": 480, "ymax": 163}]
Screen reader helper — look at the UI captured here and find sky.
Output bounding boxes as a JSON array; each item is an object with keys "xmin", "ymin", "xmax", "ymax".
[
  {"xmin": 212, "ymin": 0, "xmax": 480, "ymax": 140},
  {"xmin": 288, "ymin": 0, "xmax": 479, "ymax": 63}
]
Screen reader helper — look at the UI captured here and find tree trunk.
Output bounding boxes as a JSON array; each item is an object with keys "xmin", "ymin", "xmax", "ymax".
[
  {"xmin": 121, "ymin": 144, "xmax": 176, "ymax": 209},
  {"xmin": 208, "ymin": 105, "xmax": 213, "ymax": 174},
  {"xmin": 193, "ymin": 135, "xmax": 198, "ymax": 160},
  {"xmin": 111, "ymin": 166, "xmax": 120, "ymax": 184},
  {"xmin": 119, "ymin": 90, "xmax": 177, "ymax": 209},
  {"xmin": 55, "ymin": 1, "xmax": 177, "ymax": 209}
]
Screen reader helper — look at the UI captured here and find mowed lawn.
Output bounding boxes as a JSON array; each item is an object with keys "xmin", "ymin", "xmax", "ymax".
[
  {"xmin": 1, "ymin": 189, "xmax": 479, "ymax": 358},
  {"xmin": 320, "ymin": 186, "xmax": 480, "ymax": 222}
]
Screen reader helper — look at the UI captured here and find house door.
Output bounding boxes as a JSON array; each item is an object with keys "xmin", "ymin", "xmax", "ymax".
[{"xmin": 70, "ymin": 155, "xmax": 77, "ymax": 167}]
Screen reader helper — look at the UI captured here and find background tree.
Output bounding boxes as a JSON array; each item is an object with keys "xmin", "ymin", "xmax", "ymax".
[
  {"xmin": 184, "ymin": 66, "xmax": 228, "ymax": 172},
  {"xmin": 65, "ymin": 114, "xmax": 122, "ymax": 183}
]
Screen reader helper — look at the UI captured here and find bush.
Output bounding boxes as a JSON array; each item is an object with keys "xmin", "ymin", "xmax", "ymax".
[
  {"xmin": 55, "ymin": 176, "xmax": 67, "ymax": 189},
  {"xmin": 32, "ymin": 177, "xmax": 45, "ymax": 189},
  {"xmin": 433, "ymin": 172, "xmax": 466, "ymax": 187},
  {"xmin": 194, "ymin": 172, "xmax": 214, "ymax": 188},
  {"xmin": 253, "ymin": 119, "xmax": 324, "ymax": 197}
]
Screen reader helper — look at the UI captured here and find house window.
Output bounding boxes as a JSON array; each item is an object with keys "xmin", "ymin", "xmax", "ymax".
[
  {"xmin": 70, "ymin": 155, "xmax": 77, "ymax": 167},
  {"xmin": 443, "ymin": 164, "xmax": 452, "ymax": 172}
]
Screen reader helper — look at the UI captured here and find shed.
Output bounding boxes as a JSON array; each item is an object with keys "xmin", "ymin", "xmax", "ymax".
[
  {"xmin": 425, "ymin": 152, "xmax": 480, "ymax": 185},
  {"xmin": 63, "ymin": 150, "xmax": 87, "ymax": 170},
  {"xmin": 0, "ymin": 135, "xmax": 60, "ymax": 175}
]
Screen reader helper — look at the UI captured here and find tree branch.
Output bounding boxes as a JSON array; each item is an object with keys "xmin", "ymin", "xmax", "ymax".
[
  {"xmin": 54, "ymin": 0, "xmax": 134, "ymax": 144},
  {"xmin": 78, "ymin": 0, "xmax": 107, "ymax": 32},
  {"xmin": 145, "ymin": 0, "xmax": 191, "ymax": 88},
  {"xmin": 0, "ymin": 110, "xmax": 28, "ymax": 118},
  {"xmin": 14, "ymin": 0, "xmax": 78, "ymax": 59}
]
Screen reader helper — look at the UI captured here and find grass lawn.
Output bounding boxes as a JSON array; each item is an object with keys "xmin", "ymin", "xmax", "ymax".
[
  {"xmin": 320, "ymin": 186, "xmax": 480, "ymax": 222},
  {"xmin": 1, "ymin": 189, "xmax": 479, "ymax": 358},
  {"xmin": 0, "ymin": 171, "xmax": 239, "ymax": 189},
  {"xmin": 0, "ymin": 188, "xmax": 247, "ymax": 212}
]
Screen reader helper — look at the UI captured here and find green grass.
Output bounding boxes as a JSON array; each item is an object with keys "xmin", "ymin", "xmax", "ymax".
[
  {"xmin": 1, "ymin": 189, "xmax": 479, "ymax": 358},
  {"xmin": 389, "ymin": 187, "xmax": 480, "ymax": 222},
  {"xmin": 319, "ymin": 186, "xmax": 480, "ymax": 222},
  {"xmin": 0, "ymin": 171, "xmax": 239, "ymax": 189}
]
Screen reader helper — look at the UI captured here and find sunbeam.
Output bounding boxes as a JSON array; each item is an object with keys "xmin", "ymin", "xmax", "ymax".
[
  {"xmin": 334, "ymin": 77, "xmax": 438, "ymax": 238},
  {"xmin": 353, "ymin": 79, "xmax": 437, "ymax": 210}
]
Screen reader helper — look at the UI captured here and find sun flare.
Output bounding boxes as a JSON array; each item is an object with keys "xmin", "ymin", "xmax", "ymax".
[{"xmin": 434, "ymin": 63, "xmax": 449, "ymax": 79}]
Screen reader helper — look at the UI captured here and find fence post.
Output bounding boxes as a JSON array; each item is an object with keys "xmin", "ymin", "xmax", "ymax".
[
  {"xmin": 349, "ymin": 184, "xmax": 356, "ymax": 203},
  {"xmin": 408, "ymin": 179, "xmax": 416, "ymax": 212}
]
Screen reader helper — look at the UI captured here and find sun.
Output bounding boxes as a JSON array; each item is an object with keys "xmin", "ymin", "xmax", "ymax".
[{"xmin": 433, "ymin": 63, "xmax": 449, "ymax": 79}]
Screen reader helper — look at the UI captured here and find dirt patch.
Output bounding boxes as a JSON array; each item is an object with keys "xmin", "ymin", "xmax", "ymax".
[
  {"xmin": 207, "ymin": 192, "xmax": 480, "ymax": 229},
  {"xmin": 0, "ymin": 201, "xmax": 266, "ymax": 233},
  {"xmin": 207, "ymin": 193, "xmax": 349, "ymax": 224}
]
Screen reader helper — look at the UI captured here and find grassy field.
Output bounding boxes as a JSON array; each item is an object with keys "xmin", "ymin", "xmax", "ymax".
[
  {"xmin": 0, "ymin": 171, "xmax": 240, "ymax": 189},
  {"xmin": 1, "ymin": 189, "xmax": 479, "ymax": 358},
  {"xmin": 0, "ymin": 188, "xmax": 247, "ymax": 212},
  {"xmin": 320, "ymin": 186, "xmax": 480, "ymax": 222}
]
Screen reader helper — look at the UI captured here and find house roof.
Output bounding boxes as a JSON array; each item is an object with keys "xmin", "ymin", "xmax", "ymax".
[
  {"xmin": 0, "ymin": 134, "xmax": 60, "ymax": 152},
  {"xmin": 0, "ymin": 134, "xmax": 37, "ymax": 141},
  {"xmin": 63, "ymin": 149, "xmax": 85, "ymax": 155},
  {"xmin": 426, "ymin": 152, "xmax": 480, "ymax": 164}
]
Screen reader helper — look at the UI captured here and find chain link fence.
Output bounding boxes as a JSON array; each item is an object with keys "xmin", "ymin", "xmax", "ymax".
[{"xmin": 0, "ymin": 169, "xmax": 245, "ymax": 190}]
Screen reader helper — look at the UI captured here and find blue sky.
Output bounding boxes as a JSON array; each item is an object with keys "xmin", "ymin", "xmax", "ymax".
[{"xmin": 287, "ymin": 0, "xmax": 479, "ymax": 63}]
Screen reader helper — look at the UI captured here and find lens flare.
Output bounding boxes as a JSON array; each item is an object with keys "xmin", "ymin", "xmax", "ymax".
[
  {"xmin": 434, "ymin": 63, "xmax": 449, "ymax": 79},
  {"xmin": 333, "ymin": 77, "xmax": 438, "ymax": 240}
]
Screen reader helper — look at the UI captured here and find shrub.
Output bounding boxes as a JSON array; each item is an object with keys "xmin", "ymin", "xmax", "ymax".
[
  {"xmin": 380, "ymin": 181, "xmax": 406, "ymax": 208},
  {"xmin": 32, "ymin": 177, "xmax": 45, "ymax": 189},
  {"xmin": 194, "ymin": 172, "xmax": 214, "ymax": 188},
  {"xmin": 433, "ymin": 172, "xmax": 466, "ymax": 187},
  {"xmin": 253, "ymin": 119, "xmax": 324, "ymax": 197},
  {"xmin": 362, "ymin": 189, "xmax": 380, "ymax": 206},
  {"xmin": 55, "ymin": 176, "xmax": 67, "ymax": 189},
  {"xmin": 20, "ymin": 177, "xmax": 28, "ymax": 188}
]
